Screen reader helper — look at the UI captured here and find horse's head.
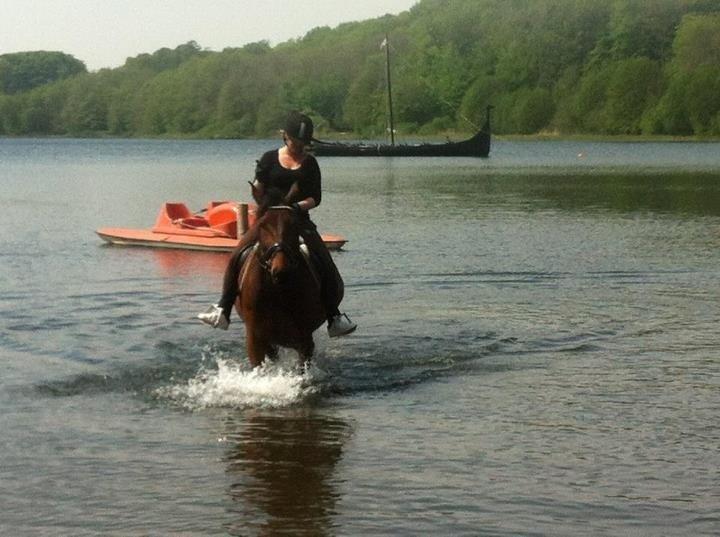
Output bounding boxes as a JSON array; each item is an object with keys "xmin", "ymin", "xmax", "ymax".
[{"xmin": 254, "ymin": 188, "xmax": 301, "ymax": 285}]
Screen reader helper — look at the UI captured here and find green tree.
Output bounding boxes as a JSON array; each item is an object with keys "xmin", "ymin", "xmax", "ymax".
[
  {"xmin": 605, "ymin": 57, "xmax": 664, "ymax": 134},
  {"xmin": 0, "ymin": 94, "xmax": 22, "ymax": 133},
  {"xmin": 648, "ymin": 13, "xmax": 720, "ymax": 135},
  {"xmin": 122, "ymin": 41, "xmax": 206, "ymax": 73},
  {"xmin": 0, "ymin": 51, "xmax": 85, "ymax": 94},
  {"xmin": 458, "ymin": 76, "xmax": 499, "ymax": 131},
  {"xmin": 572, "ymin": 66, "xmax": 612, "ymax": 132},
  {"xmin": 685, "ymin": 66, "xmax": 720, "ymax": 135},
  {"xmin": 21, "ymin": 86, "xmax": 66, "ymax": 134},
  {"xmin": 671, "ymin": 14, "xmax": 720, "ymax": 73},
  {"xmin": 641, "ymin": 74, "xmax": 693, "ymax": 135},
  {"xmin": 514, "ymin": 88, "xmax": 555, "ymax": 134},
  {"xmin": 342, "ymin": 55, "xmax": 386, "ymax": 136},
  {"xmin": 61, "ymin": 75, "xmax": 110, "ymax": 134}
]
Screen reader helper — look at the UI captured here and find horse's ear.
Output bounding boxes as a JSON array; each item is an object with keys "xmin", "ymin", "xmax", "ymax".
[{"xmin": 249, "ymin": 181, "xmax": 261, "ymax": 204}]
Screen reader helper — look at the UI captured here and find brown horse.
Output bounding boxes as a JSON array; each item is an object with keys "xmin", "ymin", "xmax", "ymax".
[{"xmin": 235, "ymin": 188, "xmax": 326, "ymax": 368}]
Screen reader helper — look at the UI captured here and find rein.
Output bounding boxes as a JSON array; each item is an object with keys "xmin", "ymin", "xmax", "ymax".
[{"xmin": 258, "ymin": 241, "xmax": 297, "ymax": 271}]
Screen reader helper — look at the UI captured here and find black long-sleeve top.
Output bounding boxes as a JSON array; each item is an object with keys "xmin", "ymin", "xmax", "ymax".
[{"xmin": 254, "ymin": 150, "xmax": 322, "ymax": 206}]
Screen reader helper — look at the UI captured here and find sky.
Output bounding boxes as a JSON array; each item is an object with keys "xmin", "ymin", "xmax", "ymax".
[{"xmin": 0, "ymin": 0, "xmax": 418, "ymax": 71}]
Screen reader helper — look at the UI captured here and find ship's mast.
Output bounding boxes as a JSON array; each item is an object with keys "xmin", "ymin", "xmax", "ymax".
[{"xmin": 384, "ymin": 33, "xmax": 395, "ymax": 146}]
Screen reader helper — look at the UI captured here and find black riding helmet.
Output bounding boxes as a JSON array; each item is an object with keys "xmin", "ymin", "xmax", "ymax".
[{"xmin": 284, "ymin": 111, "xmax": 314, "ymax": 144}]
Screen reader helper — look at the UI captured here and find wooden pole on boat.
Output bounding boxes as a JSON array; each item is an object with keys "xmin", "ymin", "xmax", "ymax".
[
  {"xmin": 384, "ymin": 33, "xmax": 395, "ymax": 146},
  {"xmin": 238, "ymin": 203, "xmax": 249, "ymax": 236}
]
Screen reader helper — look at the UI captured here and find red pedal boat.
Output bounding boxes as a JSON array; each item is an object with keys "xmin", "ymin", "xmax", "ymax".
[{"xmin": 96, "ymin": 201, "xmax": 347, "ymax": 252}]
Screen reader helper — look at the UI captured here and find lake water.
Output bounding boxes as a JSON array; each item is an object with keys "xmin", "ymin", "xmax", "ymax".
[{"xmin": 1, "ymin": 138, "xmax": 719, "ymax": 536}]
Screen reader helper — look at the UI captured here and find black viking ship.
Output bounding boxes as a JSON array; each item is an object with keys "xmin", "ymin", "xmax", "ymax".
[
  {"xmin": 311, "ymin": 106, "xmax": 492, "ymax": 158},
  {"xmin": 311, "ymin": 34, "xmax": 491, "ymax": 158}
]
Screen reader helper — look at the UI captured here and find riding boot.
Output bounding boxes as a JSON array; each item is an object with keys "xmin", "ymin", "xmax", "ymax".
[{"xmin": 217, "ymin": 224, "xmax": 260, "ymax": 319}]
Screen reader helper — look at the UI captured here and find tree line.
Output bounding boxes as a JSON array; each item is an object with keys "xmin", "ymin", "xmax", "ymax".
[{"xmin": 1, "ymin": 0, "xmax": 719, "ymax": 138}]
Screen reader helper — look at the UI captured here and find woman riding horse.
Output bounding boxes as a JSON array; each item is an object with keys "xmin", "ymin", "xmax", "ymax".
[
  {"xmin": 234, "ymin": 186, "xmax": 329, "ymax": 366},
  {"xmin": 198, "ymin": 111, "xmax": 356, "ymax": 338}
]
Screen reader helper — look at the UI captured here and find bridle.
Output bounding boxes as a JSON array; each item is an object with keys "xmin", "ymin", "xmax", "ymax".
[{"xmin": 256, "ymin": 206, "xmax": 298, "ymax": 272}]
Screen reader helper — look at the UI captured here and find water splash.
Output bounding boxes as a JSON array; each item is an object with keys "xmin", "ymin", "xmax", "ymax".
[{"xmin": 156, "ymin": 348, "xmax": 322, "ymax": 410}]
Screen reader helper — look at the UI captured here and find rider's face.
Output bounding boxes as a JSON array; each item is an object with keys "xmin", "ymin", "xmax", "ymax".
[{"xmin": 285, "ymin": 134, "xmax": 306, "ymax": 154}]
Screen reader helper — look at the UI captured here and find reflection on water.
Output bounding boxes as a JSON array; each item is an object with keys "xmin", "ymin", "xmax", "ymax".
[
  {"xmin": 148, "ymin": 248, "xmax": 229, "ymax": 277},
  {"xmin": 508, "ymin": 173, "xmax": 720, "ymax": 216},
  {"xmin": 412, "ymin": 171, "xmax": 720, "ymax": 216},
  {"xmin": 222, "ymin": 410, "xmax": 352, "ymax": 536}
]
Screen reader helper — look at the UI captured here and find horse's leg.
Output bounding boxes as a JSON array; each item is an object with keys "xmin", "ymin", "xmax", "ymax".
[
  {"xmin": 267, "ymin": 345, "xmax": 279, "ymax": 362},
  {"xmin": 298, "ymin": 336, "xmax": 315, "ymax": 368},
  {"xmin": 245, "ymin": 330, "xmax": 267, "ymax": 368}
]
